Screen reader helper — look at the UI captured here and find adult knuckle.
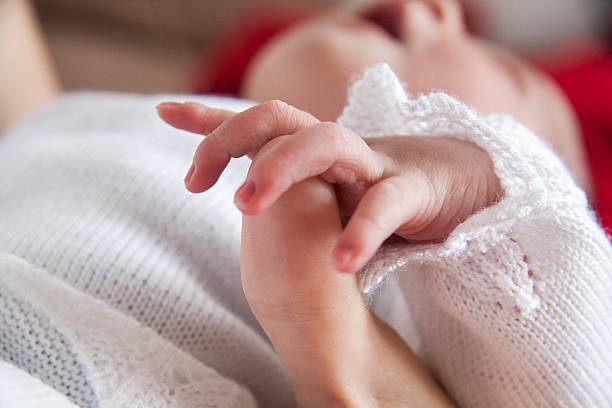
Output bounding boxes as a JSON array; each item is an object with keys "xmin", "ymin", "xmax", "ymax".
[
  {"xmin": 317, "ymin": 122, "xmax": 348, "ymax": 151},
  {"xmin": 259, "ymin": 99, "xmax": 290, "ymax": 121},
  {"xmin": 207, "ymin": 130, "xmax": 231, "ymax": 156},
  {"xmin": 265, "ymin": 148, "xmax": 295, "ymax": 179},
  {"xmin": 373, "ymin": 178, "xmax": 407, "ymax": 210}
]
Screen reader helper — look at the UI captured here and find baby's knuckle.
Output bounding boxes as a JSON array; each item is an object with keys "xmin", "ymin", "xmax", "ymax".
[
  {"xmin": 406, "ymin": 169, "xmax": 436, "ymax": 195},
  {"xmin": 261, "ymin": 158, "xmax": 292, "ymax": 186},
  {"xmin": 377, "ymin": 178, "xmax": 402, "ymax": 199},
  {"xmin": 357, "ymin": 210, "xmax": 386, "ymax": 233}
]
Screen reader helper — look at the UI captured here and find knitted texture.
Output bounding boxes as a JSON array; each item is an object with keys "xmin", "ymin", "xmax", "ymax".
[
  {"xmin": 0, "ymin": 280, "xmax": 96, "ymax": 407},
  {"xmin": 0, "ymin": 65, "xmax": 611, "ymax": 407},
  {"xmin": 0, "ymin": 254, "xmax": 257, "ymax": 408},
  {"xmin": 341, "ymin": 64, "xmax": 612, "ymax": 407},
  {"xmin": 0, "ymin": 93, "xmax": 294, "ymax": 407}
]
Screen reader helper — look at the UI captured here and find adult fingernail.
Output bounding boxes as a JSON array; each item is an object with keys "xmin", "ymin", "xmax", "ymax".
[
  {"xmin": 234, "ymin": 180, "xmax": 256, "ymax": 209},
  {"xmin": 184, "ymin": 101, "xmax": 207, "ymax": 108},
  {"xmin": 156, "ymin": 102, "xmax": 182, "ymax": 110},
  {"xmin": 184, "ymin": 163, "xmax": 196, "ymax": 187},
  {"xmin": 333, "ymin": 243, "xmax": 355, "ymax": 273}
]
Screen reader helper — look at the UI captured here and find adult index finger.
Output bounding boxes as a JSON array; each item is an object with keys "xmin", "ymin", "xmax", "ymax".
[
  {"xmin": 187, "ymin": 100, "xmax": 319, "ymax": 193},
  {"xmin": 156, "ymin": 101, "xmax": 235, "ymax": 135}
]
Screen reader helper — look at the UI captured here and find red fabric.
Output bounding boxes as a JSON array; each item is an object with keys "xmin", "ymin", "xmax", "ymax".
[
  {"xmin": 546, "ymin": 49, "xmax": 612, "ymax": 235},
  {"xmin": 192, "ymin": 7, "xmax": 318, "ymax": 96}
]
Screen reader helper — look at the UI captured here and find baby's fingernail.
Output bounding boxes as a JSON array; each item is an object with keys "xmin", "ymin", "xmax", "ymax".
[
  {"xmin": 184, "ymin": 163, "xmax": 196, "ymax": 187},
  {"xmin": 333, "ymin": 243, "xmax": 355, "ymax": 273},
  {"xmin": 234, "ymin": 180, "xmax": 256, "ymax": 209},
  {"xmin": 156, "ymin": 102, "xmax": 182, "ymax": 110}
]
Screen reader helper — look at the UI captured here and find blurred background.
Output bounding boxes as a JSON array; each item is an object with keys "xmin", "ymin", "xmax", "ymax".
[
  {"xmin": 28, "ymin": 0, "xmax": 612, "ymax": 94},
  {"xmin": 0, "ymin": 0, "xmax": 611, "ymax": 228},
  {"xmin": 31, "ymin": 0, "xmax": 338, "ymax": 93}
]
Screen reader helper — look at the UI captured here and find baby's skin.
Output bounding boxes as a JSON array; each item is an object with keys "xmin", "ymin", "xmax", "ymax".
[
  {"xmin": 241, "ymin": 175, "xmax": 455, "ymax": 407},
  {"xmin": 157, "ymin": 99, "xmax": 502, "ymax": 406},
  {"xmin": 157, "ymin": 0, "xmax": 592, "ymax": 404},
  {"xmin": 157, "ymin": 100, "xmax": 501, "ymax": 273}
]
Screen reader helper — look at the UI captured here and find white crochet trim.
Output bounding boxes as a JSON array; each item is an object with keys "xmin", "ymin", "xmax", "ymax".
[
  {"xmin": 339, "ymin": 63, "xmax": 587, "ymax": 304},
  {"xmin": 340, "ymin": 64, "xmax": 612, "ymax": 407}
]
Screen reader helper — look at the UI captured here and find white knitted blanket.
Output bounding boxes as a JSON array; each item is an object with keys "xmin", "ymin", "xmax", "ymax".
[
  {"xmin": 344, "ymin": 64, "xmax": 612, "ymax": 407},
  {"xmin": 0, "ymin": 64, "xmax": 610, "ymax": 407}
]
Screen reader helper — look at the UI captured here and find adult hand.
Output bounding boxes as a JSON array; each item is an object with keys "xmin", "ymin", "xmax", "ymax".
[
  {"xmin": 157, "ymin": 100, "xmax": 502, "ymax": 273},
  {"xmin": 241, "ymin": 176, "xmax": 456, "ymax": 407}
]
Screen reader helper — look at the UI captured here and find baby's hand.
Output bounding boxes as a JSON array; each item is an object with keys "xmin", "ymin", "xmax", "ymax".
[{"xmin": 157, "ymin": 100, "xmax": 502, "ymax": 273}]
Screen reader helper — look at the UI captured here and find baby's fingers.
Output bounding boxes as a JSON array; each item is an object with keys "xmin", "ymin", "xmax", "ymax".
[
  {"xmin": 235, "ymin": 123, "xmax": 385, "ymax": 215},
  {"xmin": 332, "ymin": 174, "xmax": 435, "ymax": 273}
]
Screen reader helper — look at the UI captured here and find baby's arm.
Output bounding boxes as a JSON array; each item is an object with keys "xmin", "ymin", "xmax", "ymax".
[{"xmin": 157, "ymin": 100, "xmax": 502, "ymax": 273}]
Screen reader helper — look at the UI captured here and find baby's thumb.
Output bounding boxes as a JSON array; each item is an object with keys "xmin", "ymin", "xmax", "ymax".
[{"xmin": 333, "ymin": 172, "xmax": 436, "ymax": 273}]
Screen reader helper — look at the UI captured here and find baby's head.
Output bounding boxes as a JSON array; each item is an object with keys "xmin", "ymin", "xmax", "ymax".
[{"xmin": 241, "ymin": 0, "xmax": 590, "ymax": 192}]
